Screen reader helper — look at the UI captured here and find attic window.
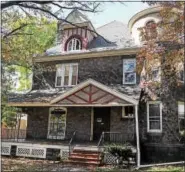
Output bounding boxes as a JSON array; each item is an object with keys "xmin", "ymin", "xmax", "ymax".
[
  {"xmin": 67, "ymin": 38, "xmax": 82, "ymax": 51},
  {"xmin": 145, "ymin": 20, "xmax": 157, "ymax": 40}
]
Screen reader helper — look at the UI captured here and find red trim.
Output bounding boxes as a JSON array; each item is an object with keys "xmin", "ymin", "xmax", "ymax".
[
  {"xmin": 74, "ymin": 93, "xmax": 88, "ymax": 103},
  {"xmin": 104, "ymin": 97, "xmax": 117, "ymax": 104},
  {"xmin": 91, "ymin": 92, "xmax": 108, "ymax": 103},
  {"xmin": 64, "ymin": 34, "xmax": 83, "ymax": 51},
  {"xmin": 66, "ymin": 97, "xmax": 76, "ymax": 104}
]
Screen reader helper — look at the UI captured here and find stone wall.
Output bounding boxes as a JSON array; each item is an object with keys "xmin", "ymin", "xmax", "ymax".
[
  {"xmin": 65, "ymin": 107, "xmax": 92, "ymax": 141},
  {"xmin": 27, "ymin": 107, "xmax": 49, "ymax": 139},
  {"xmin": 33, "ymin": 55, "xmax": 139, "ymax": 90},
  {"xmin": 110, "ymin": 107, "xmax": 136, "ymax": 143}
]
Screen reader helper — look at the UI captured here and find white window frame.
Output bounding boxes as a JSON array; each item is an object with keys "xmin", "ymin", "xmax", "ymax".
[
  {"xmin": 123, "ymin": 59, "xmax": 136, "ymax": 85},
  {"xmin": 55, "ymin": 63, "xmax": 78, "ymax": 87},
  {"xmin": 147, "ymin": 101, "xmax": 162, "ymax": 133},
  {"xmin": 178, "ymin": 101, "xmax": 184, "ymax": 132},
  {"xmin": 122, "ymin": 106, "xmax": 134, "ymax": 118},
  {"xmin": 67, "ymin": 38, "xmax": 81, "ymax": 51}
]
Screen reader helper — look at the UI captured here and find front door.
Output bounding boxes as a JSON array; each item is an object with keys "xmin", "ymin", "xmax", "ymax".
[{"xmin": 93, "ymin": 107, "xmax": 110, "ymax": 141}]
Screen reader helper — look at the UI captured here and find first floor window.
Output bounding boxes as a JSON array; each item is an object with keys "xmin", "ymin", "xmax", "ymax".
[
  {"xmin": 48, "ymin": 107, "xmax": 67, "ymax": 140},
  {"xmin": 147, "ymin": 101, "xmax": 162, "ymax": 133},
  {"xmin": 122, "ymin": 106, "xmax": 134, "ymax": 118},
  {"xmin": 55, "ymin": 63, "xmax": 78, "ymax": 87},
  {"xmin": 123, "ymin": 59, "xmax": 136, "ymax": 84},
  {"xmin": 178, "ymin": 102, "xmax": 185, "ymax": 133}
]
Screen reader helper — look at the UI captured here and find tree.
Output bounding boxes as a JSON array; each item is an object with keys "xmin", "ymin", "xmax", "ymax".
[{"xmin": 137, "ymin": 2, "xmax": 184, "ymax": 141}]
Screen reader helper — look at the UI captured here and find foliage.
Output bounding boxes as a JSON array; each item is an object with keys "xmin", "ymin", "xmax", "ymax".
[
  {"xmin": 105, "ymin": 143, "xmax": 133, "ymax": 166},
  {"xmin": 138, "ymin": 2, "xmax": 184, "ymax": 142}
]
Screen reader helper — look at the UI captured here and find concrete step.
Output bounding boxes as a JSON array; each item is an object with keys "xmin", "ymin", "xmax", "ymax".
[
  {"xmin": 73, "ymin": 149, "xmax": 101, "ymax": 154},
  {"xmin": 70, "ymin": 152, "xmax": 100, "ymax": 158},
  {"xmin": 65, "ymin": 159, "xmax": 100, "ymax": 165},
  {"xmin": 69, "ymin": 156, "xmax": 100, "ymax": 162}
]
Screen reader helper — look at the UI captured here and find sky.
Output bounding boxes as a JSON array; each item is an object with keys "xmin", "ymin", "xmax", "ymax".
[{"xmin": 69, "ymin": 1, "xmax": 149, "ymax": 28}]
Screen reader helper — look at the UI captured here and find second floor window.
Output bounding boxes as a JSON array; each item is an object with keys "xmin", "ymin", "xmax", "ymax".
[
  {"xmin": 147, "ymin": 101, "xmax": 162, "ymax": 133},
  {"xmin": 55, "ymin": 63, "xmax": 78, "ymax": 87},
  {"xmin": 67, "ymin": 38, "xmax": 82, "ymax": 51},
  {"xmin": 123, "ymin": 59, "xmax": 136, "ymax": 84},
  {"xmin": 145, "ymin": 20, "xmax": 157, "ymax": 41}
]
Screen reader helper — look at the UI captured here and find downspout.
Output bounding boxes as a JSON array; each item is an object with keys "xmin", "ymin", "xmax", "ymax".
[{"xmin": 135, "ymin": 104, "xmax": 140, "ymax": 168}]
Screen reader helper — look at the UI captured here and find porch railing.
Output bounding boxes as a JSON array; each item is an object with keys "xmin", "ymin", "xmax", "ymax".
[
  {"xmin": 68, "ymin": 131, "xmax": 76, "ymax": 156},
  {"xmin": 98, "ymin": 132, "xmax": 136, "ymax": 146},
  {"xmin": 1, "ymin": 128, "xmax": 69, "ymax": 144}
]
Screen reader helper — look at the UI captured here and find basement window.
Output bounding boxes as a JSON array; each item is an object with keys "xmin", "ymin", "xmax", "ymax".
[
  {"xmin": 147, "ymin": 101, "xmax": 162, "ymax": 133},
  {"xmin": 122, "ymin": 106, "xmax": 134, "ymax": 118}
]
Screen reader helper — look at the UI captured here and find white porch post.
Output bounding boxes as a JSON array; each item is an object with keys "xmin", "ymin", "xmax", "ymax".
[{"xmin": 135, "ymin": 104, "xmax": 140, "ymax": 168}]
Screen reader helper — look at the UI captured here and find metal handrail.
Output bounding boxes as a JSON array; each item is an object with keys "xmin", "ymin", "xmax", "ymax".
[{"xmin": 68, "ymin": 131, "xmax": 76, "ymax": 156}]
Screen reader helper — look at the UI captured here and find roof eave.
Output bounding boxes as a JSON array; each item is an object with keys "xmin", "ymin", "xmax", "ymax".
[{"xmin": 34, "ymin": 47, "xmax": 139, "ymax": 63}]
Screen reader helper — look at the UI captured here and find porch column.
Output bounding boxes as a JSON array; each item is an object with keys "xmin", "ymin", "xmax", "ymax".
[
  {"xmin": 90, "ymin": 107, "xmax": 94, "ymax": 141},
  {"xmin": 135, "ymin": 104, "xmax": 140, "ymax": 168}
]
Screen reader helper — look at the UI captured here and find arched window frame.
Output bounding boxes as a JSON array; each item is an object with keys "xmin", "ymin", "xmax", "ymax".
[{"xmin": 65, "ymin": 35, "xmax": 82, "ymax": 51}]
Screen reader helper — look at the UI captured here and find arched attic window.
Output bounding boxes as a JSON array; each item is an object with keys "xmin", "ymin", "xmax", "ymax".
[
  {"xmin": 66, "ymin": 37, "xmax": 82, "ymax": 51},
  {"xmin": 145, "ymin": 20, "xmax": 157, "ymax": 41}
]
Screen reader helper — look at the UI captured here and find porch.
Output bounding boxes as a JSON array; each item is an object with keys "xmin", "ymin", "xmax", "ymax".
[{"xmin": 5, "ymin": 79, "xmax": 139, "ymax": 165}]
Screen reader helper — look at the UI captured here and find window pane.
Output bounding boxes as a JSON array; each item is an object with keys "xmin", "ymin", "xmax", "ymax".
[
  {"xmin": 124, "ymin": 60, "xmax": 136, "ymax": 72},
  {"xmin": 124, "ymin": 73, "xmax": 136, "ymax": 83},
  {"xmin": 56, "ymin": 76, "xmax": 61, "ymax": 86},
  {"xmin": 64, "ymin": 65, "xmax": 69, "ymax": 85},
  {"xmin": 72, "ymin": 76, "xmax": 77, "ymax": 85},
  {"xmin": 149, "ymin": 104, "xmax": 160, "ymax": 117},
  {"xmin": 149, "ymin": 121, "xmax": 160, "ymax": 130}
]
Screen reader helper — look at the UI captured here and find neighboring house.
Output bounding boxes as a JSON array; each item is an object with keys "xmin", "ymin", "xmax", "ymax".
[{"xmin": 3, "ymin": 6, "xmax": 184, "ymax": 165}]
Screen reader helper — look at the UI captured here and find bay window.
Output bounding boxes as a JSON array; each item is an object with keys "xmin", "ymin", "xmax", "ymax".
[
  {"xmin": 147, "ymin": 101, "xmax": 162, "ymax": 133},
  {"xmin": 123, "ymin": 59, "xmax": 136, "ymax": 84},
  {"xmin": 55, "ymin": 63, "xmax": 78, "ymax": 87}
]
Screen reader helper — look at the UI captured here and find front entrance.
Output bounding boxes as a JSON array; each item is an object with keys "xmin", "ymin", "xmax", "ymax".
[{"xmin": 93, "ymin": 107, "xmax": 110, "ymax": 141}]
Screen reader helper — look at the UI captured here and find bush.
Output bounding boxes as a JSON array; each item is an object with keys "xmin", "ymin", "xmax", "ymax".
[{"xmin": 105, "ymin": 143, "xmax": 134, "ymax": 167}]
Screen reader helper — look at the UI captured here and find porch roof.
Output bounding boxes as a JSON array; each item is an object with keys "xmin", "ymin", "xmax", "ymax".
[{"xmin": 8, "ymin": 79, "xmax": 141, "ymax": 107}]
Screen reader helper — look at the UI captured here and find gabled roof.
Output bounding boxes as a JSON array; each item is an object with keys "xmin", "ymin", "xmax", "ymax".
[
  {"xmin": 96, "ymin": 20, "xmax": 135, "ymax": 47},
  {"xmin": 63, "ymin": 9, "xmax": 89, "ymax": 24},
  {"xmin": 8, "ymin": 79, "xmax": 140, "ymax": 106},
  {"xmin": 51, "ymin": 79, "xmax": 138, "ymax": 105}
]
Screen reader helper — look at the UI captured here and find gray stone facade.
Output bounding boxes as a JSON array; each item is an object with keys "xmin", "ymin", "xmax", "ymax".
[
  {"xmin": 33, "ymin": 55, "xmax": 139, "ymax": 90},
  {"xmin": 26, "ymin": 107, "xmax": 136, "ymax": 143}
]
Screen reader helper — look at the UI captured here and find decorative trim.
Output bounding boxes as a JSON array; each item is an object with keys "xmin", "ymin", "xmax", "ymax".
[
  {"xmin": 34, "ymin": 47, "xmax": 139, "ymax": 63},
  {"xmin": 50, "ymin": 79, "xmax": 138, "ymax": 105}
]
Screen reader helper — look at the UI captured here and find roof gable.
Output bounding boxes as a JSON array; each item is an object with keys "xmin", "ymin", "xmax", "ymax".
[
  {"xmin": 51, "ymin": 79, "xmax": 138, "ymax": 105},
  {"xmin": 64, "ymin": 9, "xmax": 89, "ymax": 24}
]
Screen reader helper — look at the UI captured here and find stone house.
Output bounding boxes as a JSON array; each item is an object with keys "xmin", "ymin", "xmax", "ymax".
[{"xmin": 3, "ymin": 6, "xmax": 185, "ymax": 166}]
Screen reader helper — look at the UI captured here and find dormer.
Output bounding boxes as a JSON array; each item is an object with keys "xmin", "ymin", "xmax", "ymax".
[{"xmin": 57, "ymin": 9, "xmax": 97, "ymax": 51}]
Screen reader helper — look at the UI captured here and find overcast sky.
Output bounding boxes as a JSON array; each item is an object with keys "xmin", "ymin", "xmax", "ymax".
[{"xmin": 61, "ymin": 1, "xmax": 149, "ymax": 28}]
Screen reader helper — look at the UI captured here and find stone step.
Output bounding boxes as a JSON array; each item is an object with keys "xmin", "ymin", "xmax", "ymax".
[
  {"xmin": 70, "ymin": 152, "xmax": 100, "ymax": 158},
  {"xmin": 73, "ymin": 149, "xmax": 100, "ymax": 154},
  {"xmin": 69, "ymin": 155, "xmax": 100, "ymax": 162},
  {"xmin": 65, "ymin": 159, "xmax": 100, "ymax": 166}
]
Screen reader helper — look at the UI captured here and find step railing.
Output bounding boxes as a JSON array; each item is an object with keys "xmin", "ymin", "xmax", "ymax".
[
  {"xmin": 68, "ymin": 131, "xmax": 76, "ymax": 156},
  {"xmin": 97, "ymin": 132, "xmax": 104, "ymax": 162}
]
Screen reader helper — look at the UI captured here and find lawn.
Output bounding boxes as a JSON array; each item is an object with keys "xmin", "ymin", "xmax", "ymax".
[{"xmin": 2, "ymin": 157, "xmax": 185, "ymax": 172}]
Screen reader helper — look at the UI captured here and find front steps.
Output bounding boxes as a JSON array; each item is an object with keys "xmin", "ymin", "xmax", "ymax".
[{"xmin": 67, "ymin": 147, "xmax": 102, "ymax": 166}]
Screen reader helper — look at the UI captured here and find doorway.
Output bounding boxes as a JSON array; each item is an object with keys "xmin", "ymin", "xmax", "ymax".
[{"xmin": 93, "ymin": 107, "xmax": 110, "ymax": 141}]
